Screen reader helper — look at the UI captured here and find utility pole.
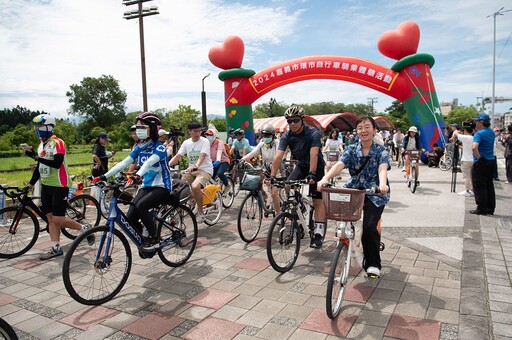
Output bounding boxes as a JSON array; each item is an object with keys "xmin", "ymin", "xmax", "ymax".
[
  {"xmin": 367, "ymin": 97, "xmax": 378, "ymax": 116},
  {"xmin": 487, "ymin": 7, "xmax": 511, "ymax": 129}
]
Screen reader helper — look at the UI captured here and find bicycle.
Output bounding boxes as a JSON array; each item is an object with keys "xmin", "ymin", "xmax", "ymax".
[
  {"xmin": 322, "ymin": 186, "xmax": 384, "ymax": 319},
  {"xmin": 62, "ymin": 175, "xmax": 198, "ymax": 305},
  {"xmin": 97, "ymin": 172, "xmax": 139, "ymax": 219},
  {"xmin": 237, "ymin": 164, "xmax": 279, "ymax": 243},
  {"xmin": 0, "ymin": 317, "xmax": 17, "ymax": 340},
  {"xmin": 404, "ymin": 150, "xmax": 421, "ymax": 193},
  {"xmin": 0, "ymin": 185, "xmax": 101, "ymax": 259},
  {"xmin": 210, "ymin": 170, "xmax": 235, "ymax": 209},
  {"xmin": 438, "ymin": 153, "xmax": 453, "ymax": 171},
  {"xmin": 266, "ymin": 178, "xmax": 327, "ymax": 273}
]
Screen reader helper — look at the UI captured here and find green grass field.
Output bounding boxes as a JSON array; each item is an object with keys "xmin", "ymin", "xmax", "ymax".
[{"xmin": 0, "ymin": 151, "xmax": 130, "ymax": 187}]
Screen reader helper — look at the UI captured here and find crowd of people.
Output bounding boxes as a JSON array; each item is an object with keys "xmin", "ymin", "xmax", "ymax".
[{"xmin": 19, "ymin": 107, "xmax": 506, "ymax": 281}]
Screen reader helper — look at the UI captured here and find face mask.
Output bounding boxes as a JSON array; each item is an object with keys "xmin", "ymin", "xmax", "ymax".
[
  {"xmin": 36, "ymin": 126, "xmax": 53, "ymax": 139},
  {"xmin": 263, "ymin": 137, "xmax": 273, "ymax": 144},
  {"xmin": 206, "ymin": 136, "xmax": 215, "ymax": 144},
  {"xmin": 136, "ymin": 128, "xmax": 148, "ymax": 140}
]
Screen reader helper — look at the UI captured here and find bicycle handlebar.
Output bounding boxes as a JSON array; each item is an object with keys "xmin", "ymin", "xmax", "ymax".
[{"xmin": 0, "ymin": 184, "xmax": 29, "ymax": 199}]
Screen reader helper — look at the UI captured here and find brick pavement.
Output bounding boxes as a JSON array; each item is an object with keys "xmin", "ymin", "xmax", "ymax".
[{"xmin": 0, "ymin": 155, "xmax": 510, "ymax": 340}]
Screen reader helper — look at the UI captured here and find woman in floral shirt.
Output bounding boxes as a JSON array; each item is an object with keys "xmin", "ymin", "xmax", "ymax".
[{"xmin": 318, "ymin": 116, "xmax": 390, "ymax": 279}]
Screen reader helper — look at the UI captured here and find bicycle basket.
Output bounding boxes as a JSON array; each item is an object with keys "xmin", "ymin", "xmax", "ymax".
[
  {"xmin": 322, "ymin": 187, "xmax": 365, "ymax": 221},
  {"xmin": 240, "ymin": 170, "xmax": 262, "ymax": 191},
  {"xmin": 170, "ymin": 178, "xmax": 190, "ymax": 206},
  {"xmin": 408, "ymin": 150, "xmax": 421, "ymax": 161},
  {"xmin": 327, "ymin": 151, "xmax": 340, "ymax": 162}
]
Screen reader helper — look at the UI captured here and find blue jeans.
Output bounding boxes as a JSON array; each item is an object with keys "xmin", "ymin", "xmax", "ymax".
[{"xmin": 213, "ymin": 162, "xmax": 229, "ymax": 186}]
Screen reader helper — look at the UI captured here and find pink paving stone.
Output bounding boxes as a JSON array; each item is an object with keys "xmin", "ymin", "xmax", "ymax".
[
  {"xmin": 182, "ymin": 317, "xmax": 245, "ymax": 340},
  {"xmin": 344, "ymin": 283, "xmax": 375, "ymax": 303},
  {"xmin": 60, "ymin": 306, "xmax": 120, "ymax": 330},
  {"xmin": 12, "ymin": 258, "xmax": 42, "ymax": 270},
  {"xmin": 0, "ymin": 292, "xmax": 18, "ymax": 306},
  {"xmin": 196, "ymin": 237, "xmax": 212, "ymax": 248},
  {"xmin": 251, "ymin": 238, "xmax": 267, "ymax": 248},
  {"xmin": 122, "ymin": 312, "xmax": 185, "ymax": 340},
  {"xmin": 188, "ymin": 288, "xmax": 238, "ymax": 310},
  {"xmin": 301, "ymin": 308, "xmax": 357, "ymax": 337},
  {"xmin": 384, "ymin": 314, "xmax": 441, "ymax": 340},
  {"xmin": 233, "ymin": 258, "xmax": 269, "ymax": 271},
  {"xmin": 349, "ymin": 265, "xmax": 363, "ymax": 276}
]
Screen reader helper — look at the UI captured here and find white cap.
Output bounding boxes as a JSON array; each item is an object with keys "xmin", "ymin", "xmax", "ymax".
[{"xmin": 158, "ymin": 129, "xmax": 169, "ymax": 137}]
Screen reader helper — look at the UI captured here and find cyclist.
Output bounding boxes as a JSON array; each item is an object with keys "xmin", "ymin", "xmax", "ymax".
[
  {"xmin": 204, "ymin": 128, "xmax": 230, "ymax": 193},
  {"xmin": 268, "ymin": 105, "xmax": 326, "ymax": 247},
  {"xmin": 242, "ymin": 123, "xmax": 283, "ymax": 211},
  {"xmin": 22, "ymin": 114, "xmax": 94, "ymax": 260},
  {"xmin": 402, "ymin": 126, "xmax": 422, "ymax": 182},
  {"xmin": 392, "ymin": 129, "xmax": 403, "ymax": 162},
  {"xmin": 93, "ymin": 112, "xmax": 172, "ymax": 250},
  {"xmin": 323, "ymin": 129, "xmax": 343, "ymax": 172},
  {"xmin": 168, "ymin": 121, "xmax": 213, "ymax": 223},
  {"xmin": 230, "ymin": 128, "xmax": 252, "ymax": 160},
  {"xmin": 318, "ymin": 116, "xmax": 390, "ymax": 279}
]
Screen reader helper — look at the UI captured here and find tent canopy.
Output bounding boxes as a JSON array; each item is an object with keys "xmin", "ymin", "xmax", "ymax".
[{"xmin": 253, "ymin": 113, "xmax": 395, "ymax": 133}]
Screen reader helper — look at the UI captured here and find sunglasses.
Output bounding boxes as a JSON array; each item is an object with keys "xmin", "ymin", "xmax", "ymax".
[
  {"xmin": 262, "ymin": 133, "xmax": 273, "ymax": 137},
  {"xmin": 287, "ymin": 118, "xmax": 301, "ymax": 124}
]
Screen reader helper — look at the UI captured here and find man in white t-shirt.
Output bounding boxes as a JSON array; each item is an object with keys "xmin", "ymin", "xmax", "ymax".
[
  {"xmin": 169, "ymin": 121, "xmax": 213, "ymax": 222},
  {"xmin": 451, "ymin": 123, "xmax": 475, "ymax": 196}
]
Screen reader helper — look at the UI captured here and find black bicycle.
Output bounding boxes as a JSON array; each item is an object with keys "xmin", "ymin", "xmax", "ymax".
[
  {"xmin": 0, "ymin": 184, "xmax": 101, "ymax": 259},
  {"xmin": 62, "ymin": 175, "xmax": 198, "ymax": 305}
]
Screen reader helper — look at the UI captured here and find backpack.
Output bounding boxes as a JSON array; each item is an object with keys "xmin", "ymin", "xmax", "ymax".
[{"xmin": 224, "ymin": 142, "xmax": 233, "ymax": 165}]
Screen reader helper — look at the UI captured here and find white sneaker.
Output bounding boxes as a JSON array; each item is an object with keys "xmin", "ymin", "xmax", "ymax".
[
  {"xmin": 468, "ymin": 191, "xmax": 474, "ymax": 196},
  {"xmin": 366, "ymin": 266, "xmax": 381, "ymax": 279},
  {"xmin": 196, "ymin": 213, "xmax": 205, "ymax": 224},
  {"xmin": 457, "ymin": 191, "xmax": 471, "ymax": 197}
]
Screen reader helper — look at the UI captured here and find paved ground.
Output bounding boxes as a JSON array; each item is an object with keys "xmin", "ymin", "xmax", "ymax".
[{"xmin": 0, "ymin": 151, "xmax": 511, "ymax": 340}]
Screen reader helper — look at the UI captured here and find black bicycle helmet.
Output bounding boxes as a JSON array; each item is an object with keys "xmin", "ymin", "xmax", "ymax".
[
  {"xmin": 234, "ymin": 128, "xmax": 244, "ymax": 136},
  {"xmin": 260, "ymin": 124, "xmax": 276, "ymax": 135},
  {"xmin": 284, "ymin": 105, "xmax": 305, "ymax": 118}
]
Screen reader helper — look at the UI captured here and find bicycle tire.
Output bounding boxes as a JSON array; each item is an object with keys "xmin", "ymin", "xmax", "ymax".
[
  {"xmin": 0, "ymin": 207, "xmax": 39, "ymax": 259},
  {"xmin": 62, "ymin": 226, "xmax": 132, "ymax": 305},
  {"xmin": 204, "ymin": 192, "xmax": 223, "ymax": 226},
  {"xmin": 0, "ymin": 317, "xmax": 18, "ymax": 340},
  {"xmin": 266, "ymin": 211, "xmax": 300, "ymax": 273},
  {"xmin": 326, "ymin": 241, "xmax": 350, "ymax": 319},
  {"xmin": 62, "ymin": 194, "xmax": 101, "ymax": 240},
  {"xmin": 221, "ymin": 177, "xmax": 235, "ymax": 209},
  {"xmin": 157, "ymin": 204, "xmax": 198, "ymax": 267},
  {"xmin": 439, "ymin": 156, "xmax": 452, "ymax": 171},
  {"xmin": 410, "ymin": 165, "xmax": 418, "ymax": 193},
  {"xmin": 237, "ymin": 193, "xmax": 262, "ymax": 243},
  {"xmin": 99, "ymin": 188, "xmax": 112, "ymax": 219}
]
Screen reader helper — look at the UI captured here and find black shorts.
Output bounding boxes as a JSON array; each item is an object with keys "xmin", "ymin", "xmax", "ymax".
[
  {"xmin": 288, "ymin": 166, "xmax": 325, "ymax": 199},
  {"xmin": 40, "ymin": 185, "xmax": 69, "ymax": 217}
]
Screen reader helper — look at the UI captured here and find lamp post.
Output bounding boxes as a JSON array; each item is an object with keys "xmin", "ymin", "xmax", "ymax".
[
  {"xmin": 487, "ymin": 7, "xmax": 511, "ymax": 129},
  {"xmin": 123, "ymin": 0, "xmax": 159, "ymax": 112},
  {"xmin": 367, "ymin": 97, "xmax": 378, "ymax": 116},
  {"xmin": 201, "ymin": 73, "xmax": 210, "ymax": 128}
]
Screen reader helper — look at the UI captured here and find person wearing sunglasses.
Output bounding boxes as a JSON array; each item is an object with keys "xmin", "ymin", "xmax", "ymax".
[
  {"xmin": 268, "ymin": 105, "xmax": 326, "ymax": 248},
  {"xmin": 22, "ymin": 114, "xmax": 95, "ymax": 260}
]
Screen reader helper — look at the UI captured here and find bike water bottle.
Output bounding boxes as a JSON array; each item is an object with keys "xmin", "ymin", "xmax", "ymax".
[{"xmin": 142, "ymin": 227, "xmax": 149, "ymax": 238}]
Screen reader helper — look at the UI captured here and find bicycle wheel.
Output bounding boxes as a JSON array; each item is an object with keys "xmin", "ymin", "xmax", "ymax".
[
  {"xmin": 410, "ymin": 165, "xmax": 418, "ymax": 193},
  {"xmin": 204, "ymin": 192, "xmax": 223, "ymax": 226},
  {"xmin": 0, "ymin": 207, "xmax": 39, "ymax": 259},
  {"xmin": 99, "ymin": 188, "xmax": 112, "ymax": 219},
  {"xmin": 62, "ymin": 226, "xmax": 132, "ymax": 305},
  {"xmin": 326, "ymin": 241, "xmax": 350, "ymax": 319},
  {"xmin": 0, "ymin": 317, "xmax": 18, "ymax": 340},
  {"xmin": 62, "ymin": 194, "xmax": 101, "ymax": 240},
  {"xmin": 157, "ymin": 204, "xmax": 198, "ymax": 267},
  {"xmin": 266, "ymin": 211, "xmax": 300, "ymax": 273},
  {"xmin": 439, "ymin": 155, "xmax": 452, "ymax": 171},
  {"xmin": 221, "ymin": 177, "xmax": 235, "ymax": 209},
  {"xmin": 237, "ymin": 193, "xmax": 262, "ymax": 243}
]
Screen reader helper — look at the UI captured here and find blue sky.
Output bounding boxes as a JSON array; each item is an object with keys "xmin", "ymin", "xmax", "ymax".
[{"xmin": 1, "ymin": 0, "xmax": 511, "ymax": 120}]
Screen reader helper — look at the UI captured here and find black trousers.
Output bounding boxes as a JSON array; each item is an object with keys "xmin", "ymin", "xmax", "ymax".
[
  {"xmin": 506, "ymin": 156, "xmax": 512, "ymax": 182},
  {"xmin": 362, "ymin": 197, "xmax": 385, "ymax": 270},
  {"xmin": 471, "ymin": 159, "xmax": 496, "ymax": 213},
  {"xmin": 127, "ymin": 187, "xmax": 170, "ymax": 237}
]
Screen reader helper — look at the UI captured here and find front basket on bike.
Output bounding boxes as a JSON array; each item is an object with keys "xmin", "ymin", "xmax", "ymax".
[
  {"xmin": 240, "ymin": 170, "xmax": 262, "ymax": 191},
  {"xmin": 322, "ymin": 187, "xmax": 365, "ymax": 221}
]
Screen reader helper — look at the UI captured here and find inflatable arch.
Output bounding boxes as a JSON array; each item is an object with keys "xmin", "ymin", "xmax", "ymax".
[{"xmin": 209, "ymin": 21, "xmax": 446, "ymax": 150}]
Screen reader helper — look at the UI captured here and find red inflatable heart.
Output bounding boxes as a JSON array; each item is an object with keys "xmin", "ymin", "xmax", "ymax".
[
  {"xmin": 208, "ymin": 36, "xmax": 245, "ymax": 70},
  {"xmin": 378, "ymin": 21, "xmax": 420, "ymax": 60}
]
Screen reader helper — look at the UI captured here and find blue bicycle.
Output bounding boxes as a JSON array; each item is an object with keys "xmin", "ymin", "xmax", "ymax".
[{"xmin": 62, "ymin": 175, "xmax": 198, "ymax": 305}]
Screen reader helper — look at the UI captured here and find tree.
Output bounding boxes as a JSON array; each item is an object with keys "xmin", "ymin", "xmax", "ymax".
[
  {"xmin": 66, "ymin": 75, "xmax": 127, "ymax": 129},
  {"xmin": 54, "ymin": 119, "xmax": 78, "ymax": 146},
  {"xmin": 444, "ymin": 106, "xmax": 479, "ymax": 126},
  {"xmin": 0, "ymin": 106, "xmax": 50, "ymax": 135},
  {"xmin": 384, "ymin": 100, "xmax": 409, "ymax": 131},
  {"xmin": 168, "ymin": 105, "xmax": 201, "ymax": 135},
  {"xmin": 8, "ymin": 124, "xmax": 38, "ymax": 150}
]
